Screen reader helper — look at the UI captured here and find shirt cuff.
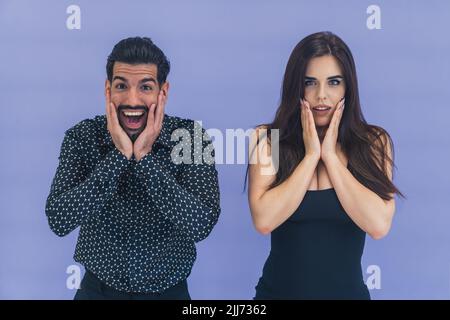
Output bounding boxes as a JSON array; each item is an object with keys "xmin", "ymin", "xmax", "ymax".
[
  {"xmin": 135, "ymin": 152, "xmax": 165, "ymax": 190},
  {"xmin": 98, "ymin": 148, "xmax": 129, "ymax": 181},
  {"xmin": 94, "ymin": 148, "xmax": 130, "ymax": 191}
]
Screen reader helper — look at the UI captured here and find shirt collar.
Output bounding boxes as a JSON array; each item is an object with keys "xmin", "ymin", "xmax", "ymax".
[{"xmin": 100, "ymin": 114, "xmax": 172, "ymax": 148}]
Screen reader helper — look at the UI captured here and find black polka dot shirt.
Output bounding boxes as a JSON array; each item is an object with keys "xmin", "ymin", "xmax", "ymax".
[{"xmin": 45, "ymin": 114, "xmax": 221, "ymax": 293}]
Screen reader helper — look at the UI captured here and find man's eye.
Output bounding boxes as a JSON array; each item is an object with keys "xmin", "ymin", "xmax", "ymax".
[
  {"xmin": 305, "ymin": 80, "xmax": 315, "ymax": 86},
  {"xmin": 116, "ymin": 83, "xmax": 126, "ymax": 90},
  {"xmin": 142, "ymin": 85, "xmax": 152, "ymax": 91},
  {"xmin": 329, "ymin": 79, "xmax": 341, "ymax": 86}
]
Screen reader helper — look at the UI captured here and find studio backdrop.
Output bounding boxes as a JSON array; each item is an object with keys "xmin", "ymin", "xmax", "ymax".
[{"xmin": 0, "ymin": 0, "xmax": 449, "ymax": 299}]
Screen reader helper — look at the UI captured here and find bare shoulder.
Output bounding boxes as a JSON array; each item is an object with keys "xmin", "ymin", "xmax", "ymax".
[
  {"xmin": 255, "ymin": 125, "xmax": 269, "ymax": 138},
  {"xmin": 253, "ymin": 125, "xmax": 272, "ymax": 146},
  {"xmin": 368, "ymin": 125, "xmax": 390, "ymax": 143},
  {"xmin": 249, "ymin": 124, "xmax": 274, "ymax": 168},
  {"xmin": 367, "ymin": 125, "xmax": 394, "ymax": 177}
]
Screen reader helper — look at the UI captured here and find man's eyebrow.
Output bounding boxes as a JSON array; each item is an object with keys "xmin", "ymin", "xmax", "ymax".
[
  {"xmin": 305, "ymin": 75, "xmax": 344, "ymax": 80},
  {"xmin": 140, "ymin": 77, "xmax": 157, "ymax": 84},
  {"xmin": 112, "ymin": 76, "xmax": 128, "ymax": 82}
]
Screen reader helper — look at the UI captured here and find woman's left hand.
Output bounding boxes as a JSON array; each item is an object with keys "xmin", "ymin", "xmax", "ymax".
[{"xmin": 321, "ymin": 98, "xmax": 345, "ymax": 162}]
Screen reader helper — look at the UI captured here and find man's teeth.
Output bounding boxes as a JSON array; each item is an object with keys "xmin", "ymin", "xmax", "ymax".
[{"xmin": 123, "ymin": 111, "xmax": 144, "ymax": 116}]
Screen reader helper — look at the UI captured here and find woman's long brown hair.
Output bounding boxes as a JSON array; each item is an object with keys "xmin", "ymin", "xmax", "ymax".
[{"xmin": 246, "ymin": 31, "xmax": 404, "ymax": 201}]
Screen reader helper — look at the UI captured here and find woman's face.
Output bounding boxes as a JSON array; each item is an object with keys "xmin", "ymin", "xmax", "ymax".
[{"xmin": 303, "ymin": 55, "xmax": 346, "ymax": 128}]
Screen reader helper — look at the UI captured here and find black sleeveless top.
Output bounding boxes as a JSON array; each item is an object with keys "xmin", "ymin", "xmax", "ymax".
[{"xmin": 254, "ymin": 188, "xmax": 370, "ymax": 300}]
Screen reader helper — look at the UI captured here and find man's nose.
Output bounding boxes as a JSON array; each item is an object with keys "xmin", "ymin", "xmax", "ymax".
[{"xmin": 126, "ymin": 87, "xmax": 143, "ymax": 106}]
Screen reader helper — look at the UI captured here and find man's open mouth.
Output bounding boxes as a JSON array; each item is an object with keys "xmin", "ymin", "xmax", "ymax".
[{"xmin": 118, "ymin": 109, "xmax": 148, "ymax": 130}]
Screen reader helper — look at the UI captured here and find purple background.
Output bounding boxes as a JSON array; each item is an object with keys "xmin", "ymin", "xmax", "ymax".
[{"xmin": 1, "ymin": 0, "xmax": 449, "ymax": 299}]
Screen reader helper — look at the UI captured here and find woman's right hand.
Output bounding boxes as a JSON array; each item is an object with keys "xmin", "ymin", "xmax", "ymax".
[{"xmin": 300, "ymin": 99, "xmax": 321, "ymax": 158}]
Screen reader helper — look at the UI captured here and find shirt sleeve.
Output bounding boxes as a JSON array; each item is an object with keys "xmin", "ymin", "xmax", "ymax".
[
  {"xmin": 45, "ymin": 128, "xmax": 130, "ymax": 237},
  {"xmin": 135, "ymin": 126, "xmax": 221, "ymax": 243}
]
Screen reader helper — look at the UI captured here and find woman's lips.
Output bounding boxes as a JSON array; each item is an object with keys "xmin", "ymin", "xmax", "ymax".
[{"xmin": 312, "ymin": 106, "xmax": 332, "ymax": 115}]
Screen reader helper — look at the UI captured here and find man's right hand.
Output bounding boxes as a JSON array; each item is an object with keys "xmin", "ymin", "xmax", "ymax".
[{"xmin": 106, "ymin": 93, "xmax": 133, "ymax": 160}]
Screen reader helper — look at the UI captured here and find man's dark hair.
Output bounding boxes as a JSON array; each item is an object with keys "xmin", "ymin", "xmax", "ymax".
[{"xmin": 106, "ymin": 37, "xmax": 170, "ymax": 85}]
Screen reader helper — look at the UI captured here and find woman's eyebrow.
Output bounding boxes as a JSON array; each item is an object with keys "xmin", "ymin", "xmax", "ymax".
[{"xmin": 305, "ymin": 75, "xmax": 344, "ymax": 80}]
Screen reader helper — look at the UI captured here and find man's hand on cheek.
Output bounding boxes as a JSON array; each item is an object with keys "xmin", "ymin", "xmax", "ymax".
[
  {"xmin": 133, "ymin": 90, "xmax": 166, "ymax": 162},
  {"xmin": 106, "ymin": 91, "xmax": 133, "ymax": 160}
]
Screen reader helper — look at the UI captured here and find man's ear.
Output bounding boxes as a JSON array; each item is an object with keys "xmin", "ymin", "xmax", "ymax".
[
  {"xmin": 105, "ymin": 79, "xmax": 111, "ymax": 97},
  {"xmin": 161, "ymin": 81, "xmax": 170, "ymax": 98}
]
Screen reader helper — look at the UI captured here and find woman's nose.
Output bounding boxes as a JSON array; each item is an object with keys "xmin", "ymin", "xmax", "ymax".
[{"xmin": 317, "ymin": 84, "xmax": 327, "ymax": 101}]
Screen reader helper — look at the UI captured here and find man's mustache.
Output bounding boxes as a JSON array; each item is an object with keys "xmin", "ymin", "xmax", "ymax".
[{"xmin": 117, "ymin": 104, "xmax": 149, "ymax": 113}]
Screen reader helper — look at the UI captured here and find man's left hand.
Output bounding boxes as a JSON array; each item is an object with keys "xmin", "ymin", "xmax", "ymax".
[{"xmin": 133, "ymin": 90, "xmax": 166, "ymax": 162}]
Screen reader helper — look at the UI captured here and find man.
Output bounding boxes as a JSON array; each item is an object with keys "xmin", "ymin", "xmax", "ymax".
[{"xmin": 45, "ymin": 37, "xmax": 221, "ymax": 300}]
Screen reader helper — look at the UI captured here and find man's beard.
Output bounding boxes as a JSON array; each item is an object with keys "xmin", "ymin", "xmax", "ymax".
[
  {"xmin": 117, "ymin": 104, "xmax": 149, "ymax": 142},
  {"xmin": 128, "ymin": 129, "xmax": 143, "ymax": 143}
]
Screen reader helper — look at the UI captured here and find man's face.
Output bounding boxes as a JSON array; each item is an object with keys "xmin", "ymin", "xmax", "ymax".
[{"xmin": 105, "ymin": 62, "xmax": 168, "ymax": 141}]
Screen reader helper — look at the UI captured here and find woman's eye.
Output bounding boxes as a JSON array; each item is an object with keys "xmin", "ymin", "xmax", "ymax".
[
  {"xmin": 116, "ymin": 83, "xmax": 126, "ymax": 90},
  {"xmin": 142, "ymin": 85, "xmax": 152, "ymax": 91},
  {"xmin": 329, "ymin": 79, "xmax": 341, "ymax": 86},
  {"xmin": 305, "ymin": 80, "xmax": 315, "ymax": 86}
]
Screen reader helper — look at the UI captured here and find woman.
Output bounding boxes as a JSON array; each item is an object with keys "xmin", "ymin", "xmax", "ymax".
[{"xmin": 247, "ymin": 31, "xmax": 404, "ymax": 300}]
